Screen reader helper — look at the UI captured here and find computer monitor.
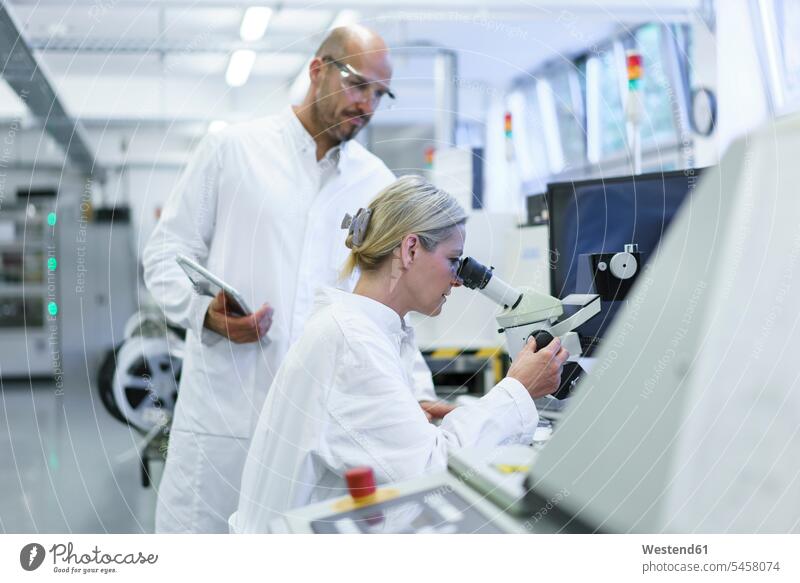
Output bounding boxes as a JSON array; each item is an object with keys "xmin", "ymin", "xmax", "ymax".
[{"xmin": 546, "ymin": 168, "xmax": 704, "ymax": 341}]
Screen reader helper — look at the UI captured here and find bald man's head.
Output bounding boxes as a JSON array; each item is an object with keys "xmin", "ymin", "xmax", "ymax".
[
  {"xmin": 315, "ymin": 25, "xmax": 390, "ymax": 64},
  {"xmin": 300, "ymin": 25, "xmax": 393, "ymax": 146}
]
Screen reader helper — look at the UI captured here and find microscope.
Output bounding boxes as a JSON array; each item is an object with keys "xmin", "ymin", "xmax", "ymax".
[
  {"xmin": 457, "ymin": 244, "xmax": 642, "ymax": 399},
  {"xmin": 456, "ymin": 256, "xmax": 600, "ymax": 362}
]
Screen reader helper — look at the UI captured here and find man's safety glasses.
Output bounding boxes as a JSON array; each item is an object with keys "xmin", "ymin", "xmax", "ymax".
[{"xmin": 322, "ymin": 56, "xmax": 395, "ymax": 109}]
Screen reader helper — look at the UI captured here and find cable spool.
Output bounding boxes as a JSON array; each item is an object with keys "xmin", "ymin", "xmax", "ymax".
[
  {"xmin": 98, "ymin": 311, "xmax": 184, "ymax": 433},
  {"xmin": 111, "ymin": 335, "xmax": 183, "ymax": 432},
  {"xmin": 123, "ymin": 309, "xmax": 170, "ymax": 340}
]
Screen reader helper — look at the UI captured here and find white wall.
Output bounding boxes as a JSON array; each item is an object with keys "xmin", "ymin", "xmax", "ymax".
[
  {"xmin": 689, "ymin": 19, "xmax": 719, "ymax": 168},
  {"xmin": 715, "ymin": 0, "xmax": 771, "ymax": 153},
  {"xmin": 106, "ymin": 166, "xmax": 183, "ymax": 262}
]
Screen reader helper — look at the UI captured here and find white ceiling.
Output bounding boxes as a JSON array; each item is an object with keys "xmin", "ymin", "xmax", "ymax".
[
  {"xmin": 4, "ymin": 2, "xmax": 633, "ymax": 106},
  {"xmin": 0, "ymin": 0, "xmax": 695, "ymax": 166}
]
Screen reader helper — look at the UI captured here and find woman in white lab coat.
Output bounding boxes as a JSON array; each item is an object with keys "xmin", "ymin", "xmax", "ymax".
[{"xmin": 234, "ymin": 175, "xmax": 569, "ymax": 532}]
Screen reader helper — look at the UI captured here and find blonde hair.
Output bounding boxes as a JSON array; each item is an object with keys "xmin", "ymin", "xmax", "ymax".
[{"xmin": 341, "ymin": 175, "xmax": 467, "ymax": 278}]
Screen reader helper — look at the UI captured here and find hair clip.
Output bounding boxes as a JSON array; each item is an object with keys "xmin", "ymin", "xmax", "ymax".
[{"xmin": 341, "ymin": 207, "xmax": 372, "ymax": 247}]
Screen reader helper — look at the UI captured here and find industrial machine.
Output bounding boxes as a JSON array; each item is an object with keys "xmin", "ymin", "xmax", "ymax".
[
  {"xmin": 271, "ymin": 114, "xmax": 800, "ymax": 534},
  {"xmin": 546, "ymin": 168, "xmax": 703, "ymax": 342}
]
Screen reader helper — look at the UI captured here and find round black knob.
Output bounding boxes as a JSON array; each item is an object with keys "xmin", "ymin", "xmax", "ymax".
[{"xmin": 529, "ymin": 330, "xmax": 554, "ymax": 350}]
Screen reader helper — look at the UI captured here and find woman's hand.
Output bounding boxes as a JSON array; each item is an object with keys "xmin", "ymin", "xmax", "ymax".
[
  {"xmin": 419, "ymin": 400, "xmax": 457, "ymax": 421},
  {"xmin": 507, "ymin": 336, "xmax": 570, "ymax": 399}
]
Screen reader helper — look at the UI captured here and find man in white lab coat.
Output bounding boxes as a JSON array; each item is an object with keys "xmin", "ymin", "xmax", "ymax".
[{"xmin": 143, "ymin": 25, "xmax": 442, "ymax": 533}]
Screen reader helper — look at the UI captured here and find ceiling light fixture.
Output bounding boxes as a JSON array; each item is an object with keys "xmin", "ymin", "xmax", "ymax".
[
  {"xmin": 226, "ymin": 49, "xmax": 256, "ymax": 87},
  {"xmin": 240, "ymin": 6, "xmax": 273, "ymax": 42}
]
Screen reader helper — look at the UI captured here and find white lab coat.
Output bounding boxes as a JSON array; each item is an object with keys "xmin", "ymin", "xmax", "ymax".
[
  {"xmin": 235, "ymin": 287, "xmax": 539, "ymax": 532},
  {"xmin": 143, "ymin": 108, "xmax": 436, "ymax": 533}
]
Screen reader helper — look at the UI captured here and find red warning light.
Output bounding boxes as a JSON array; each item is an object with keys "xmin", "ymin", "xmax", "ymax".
[{"xmin": 626, "ymin": 51, "xmax": 643, "ymax": 82}]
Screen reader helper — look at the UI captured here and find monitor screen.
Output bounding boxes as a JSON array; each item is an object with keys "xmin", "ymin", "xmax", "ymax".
[{"xmin": 546, "ymin": 169, "xmax": 704, "ymax": 340}]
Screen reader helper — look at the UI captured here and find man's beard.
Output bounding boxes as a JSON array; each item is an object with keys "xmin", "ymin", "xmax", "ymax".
[{"xmin": 312, "ymin": 97, "xmax": 362, "ymax": 143}]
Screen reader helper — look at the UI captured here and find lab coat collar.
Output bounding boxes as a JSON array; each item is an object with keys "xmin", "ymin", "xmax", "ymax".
[
  {"xmin": 285, "ymin": 106, "xmax": 316, "ymax": 154},
  {"xmin": 314, "ymin": 287, "xmax": 413, "ymax": 344},
  {"xmin": 321, "ymin": 143, "xmax": 343, "ymax": 175},
  {"xmin": 285, "ymin": 106, "xmax": 347, "ymax": 175}
]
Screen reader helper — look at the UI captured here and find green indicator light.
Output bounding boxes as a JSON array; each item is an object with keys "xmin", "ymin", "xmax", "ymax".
[
  {"xmin": 47, "ymin": 212, "xmax": 57, "ymax": 226},
  {"xmin": 48, "ymin": 257, "xmax": 57, "ymax": 271},
  {"xmin": 48, "ymin": 302, "xmax": 58, "ymax": 316}
]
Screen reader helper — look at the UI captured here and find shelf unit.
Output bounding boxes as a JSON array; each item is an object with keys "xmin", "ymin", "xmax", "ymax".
[{"xmin": 0, "ymin": 202, "xmax": 58, "ymax": 378}]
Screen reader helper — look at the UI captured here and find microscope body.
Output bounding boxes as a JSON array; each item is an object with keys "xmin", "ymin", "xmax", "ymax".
[{"xmin": 494, "ymin": 288, "xmax": 600, "ymax": 361}]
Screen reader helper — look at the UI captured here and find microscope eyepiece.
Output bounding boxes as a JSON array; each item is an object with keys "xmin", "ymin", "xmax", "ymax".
[
  {"xmin": 457, "ymin": 257, "xmax": 493, "ymax": 290},
  {"xmin": 457, "ymin": 256, "xmax": 523, "ymax": 309}
]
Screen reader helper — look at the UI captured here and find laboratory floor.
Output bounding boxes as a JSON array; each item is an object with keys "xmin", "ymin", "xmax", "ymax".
[{"xmin": 0, "ymin": 364, "xmax": 160, "ymax": 533}]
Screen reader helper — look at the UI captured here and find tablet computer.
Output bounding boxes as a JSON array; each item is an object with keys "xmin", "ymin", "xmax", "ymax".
[{"xmin": 176, "ymin": 254, "xmax": 252, "ymax": 316}]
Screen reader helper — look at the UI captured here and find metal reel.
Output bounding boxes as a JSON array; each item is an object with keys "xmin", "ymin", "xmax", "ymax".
[
  {"xmin": 111, "ymin": 335, "xmax": 183, "ymax": 433},
  {"xmin": 123, "ymin": 309, "xmax": 170, "ymax": 340}
]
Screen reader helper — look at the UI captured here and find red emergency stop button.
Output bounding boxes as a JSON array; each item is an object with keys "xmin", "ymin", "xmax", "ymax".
[{"xmin": 345, "ymin": 467, "xmax": 376, "ymax": 500}]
